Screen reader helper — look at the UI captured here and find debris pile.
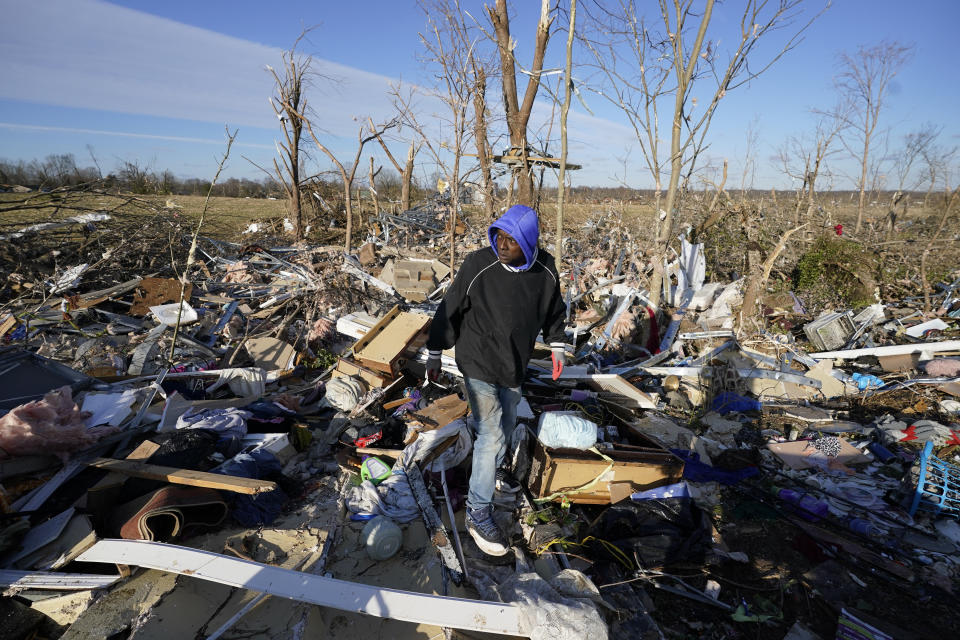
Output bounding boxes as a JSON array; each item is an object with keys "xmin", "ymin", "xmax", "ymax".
[{"xmin": 1, "ymin": 198, "xmax": 959, "ymax": 639}]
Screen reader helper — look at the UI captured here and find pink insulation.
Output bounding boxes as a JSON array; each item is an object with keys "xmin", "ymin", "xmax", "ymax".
[
  {"xmin": 0, "ymin": 386, "xmax": 121, "ymax": 461},
  {"xmin": 926, "ymin": 358, "xmax": 960, "ymax": 378}
]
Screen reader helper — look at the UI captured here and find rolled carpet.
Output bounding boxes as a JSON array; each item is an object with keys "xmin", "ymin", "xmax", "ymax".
[{"xmin": 111, "ymin": 486, "xmax": 228, "ymax": 542}]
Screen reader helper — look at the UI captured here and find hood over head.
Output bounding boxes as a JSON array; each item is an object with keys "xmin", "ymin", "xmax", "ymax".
[{"xmin": 488, "ymin": 205, "xmax": 540, "ymax": 271}]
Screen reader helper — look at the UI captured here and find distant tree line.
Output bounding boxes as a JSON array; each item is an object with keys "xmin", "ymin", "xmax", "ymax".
[{"xmin": 0, "ymin": 153, "xmax": 287, "ymax": 198}]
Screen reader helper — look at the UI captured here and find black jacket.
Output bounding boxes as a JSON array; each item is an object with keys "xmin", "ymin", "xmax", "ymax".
[{"xmin": 427, "ymin": 247, "xmax": 566, "ymax": 388}]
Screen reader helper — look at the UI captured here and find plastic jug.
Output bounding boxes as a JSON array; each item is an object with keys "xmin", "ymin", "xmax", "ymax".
[{"xmin": 360, "ymin": 456, "xmax": 392, "ymax": 485}]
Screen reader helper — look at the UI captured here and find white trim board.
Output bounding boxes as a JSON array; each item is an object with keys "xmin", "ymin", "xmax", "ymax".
[
  {"xmin": 78, "ymin": 539, "xmax": 526, "ymax": 637},
  {"xmin": 809, "ymin": 340, "xmax": 960, "ymax": 360},
  {"xmin": 0, "ymin": 570, "xmax": 121, "ymax": 590}
]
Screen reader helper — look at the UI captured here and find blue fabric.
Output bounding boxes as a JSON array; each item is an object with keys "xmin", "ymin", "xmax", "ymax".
[
  {"xmin": 670, "ymin": 449, "xmax": 760, "ymax": 485},
  {"xmin": 852, "ymin": 373, "xmax": 884, "ymax": 390},
  {"xmin": 711, "ymin": 392, "xmax": 762, "ymax": 414},
  {"xmin": 463, "ymin": 376, "xmax": 521, "ymax": 510},
  {"xmin": 213, "ymin": 451, "xmax": 287, "ymax": 526},
  {"xmin": 487, "ymin": 205, "xmax": 540, "ymax": 271}
]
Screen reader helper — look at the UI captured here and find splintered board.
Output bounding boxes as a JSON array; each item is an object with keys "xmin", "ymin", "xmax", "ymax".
[
  {"xmin": 88, "ymin": 458, "xmax": 276, "ymax": 494},
  {"xmin": 352, "ymin": 305, "xmax": 431, "ymax": 375}
]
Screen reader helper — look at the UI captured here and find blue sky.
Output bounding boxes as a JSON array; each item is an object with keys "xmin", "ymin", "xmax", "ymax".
[{"xmin": 1, "ymin": 0, "xmax": 958, "ymax": 189}]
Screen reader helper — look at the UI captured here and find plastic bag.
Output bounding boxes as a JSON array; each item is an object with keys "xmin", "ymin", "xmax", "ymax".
[{"xmin": 536, "ymin": 411, "xmax": 597, "ymax": 449}]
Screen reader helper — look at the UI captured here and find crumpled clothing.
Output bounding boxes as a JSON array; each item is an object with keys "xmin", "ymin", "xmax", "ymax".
[
  {"xmin": 213, "ymin": 449, "xmax": 287, "ymax": 526},
  {"xmin": 345, "ymin": 419, "xmax": 473, "ymax": 521},
  {"xmin": 344, "ymin": 474, "xmax": 419, "ymax": 523},
  {"xmin": 670, "ymin": 449, "xmax": 759, "ymax": 485},
  {"xmin": 397, "ymin": 418, "xmax": 472, "ymax": 472},
  {"xmin": 325, "ymin": 376, "xmax": 367, "ymax": 412},
  {"xmin": 206, "ymin": 367, "xmax": 266, "ymax": 399},
  {"xmin": 869, "ymin": 414, "xmax": 960, "ymax": 446},
  {"xmin": 176, "ymin": 407, "xmax": 250, "ymax": 441},
  {"xmin": 471, "ymin": 554, "xmax": 608, "ymax": 640},
  {"xmin": 0, "ymin": 386, "xmax": 120, "ymax": 461}
]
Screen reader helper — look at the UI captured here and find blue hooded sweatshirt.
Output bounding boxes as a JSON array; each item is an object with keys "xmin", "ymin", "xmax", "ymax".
[
  {"xmin": 487, "ymin": 205, "xmax": 539, "ymax": 271},
  {"xmin": 427, "ymin": 205, "xmax": 566, "ymax": 387}
]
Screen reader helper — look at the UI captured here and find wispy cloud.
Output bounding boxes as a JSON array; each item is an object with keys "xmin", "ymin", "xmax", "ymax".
[
  {"xmin": 0, "ymin": 0, "xmax": 402, "ymax": 133},
  {"xmin": 0, "ymin": 122, "xmax": 272, "ymax": 149}
]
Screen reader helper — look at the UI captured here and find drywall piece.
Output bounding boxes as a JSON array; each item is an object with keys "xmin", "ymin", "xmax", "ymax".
[
  {"xmin": 810, "ymin": 340, "xmax": 960, "ymax": 360},
  {"xmin": 77, "ymin": 540, "xmax": 525, "ymax": 636},
  {"xmin": 244, "ymin": 337, "xmax": 297, "ymax": 371},
  {"xmin": 905, "ymin": 318, "xmax": 949, "ymax": 339},
  {"xmin": 0, "ymin": 570, "xmax": 120, "ymax": 590},
  {"xmin": 88, "ymin": 458, "xmax": 277, "ymax": 495}
]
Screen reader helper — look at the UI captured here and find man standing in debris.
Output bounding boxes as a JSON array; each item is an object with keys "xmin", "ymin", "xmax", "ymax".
[{"xmin": 426, "ymin": 204, "xmax": 567, "ymax": 556}]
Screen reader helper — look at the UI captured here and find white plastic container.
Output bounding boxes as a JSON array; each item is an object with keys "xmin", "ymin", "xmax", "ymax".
[
  {"xmin": 362, "ymin": 516, "xmax": 403, "ymax": 561},
  {"xmin": 150, "ymin": 301, "xmax": 198, "ymax": 326}
]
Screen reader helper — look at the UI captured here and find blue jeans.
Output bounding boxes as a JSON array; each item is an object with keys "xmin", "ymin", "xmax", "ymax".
[{"xmin": 463, "ymin": 377, "xmax": 521, "ymax": 511}]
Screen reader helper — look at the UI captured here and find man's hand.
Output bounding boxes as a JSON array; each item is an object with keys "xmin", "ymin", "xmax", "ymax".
[
  {"xmin": 426, "ymin": 350, "xmax": 442, "ymax": 382},
  {"xmin": 550, "ymin": 344, "xmax": 566, "ymax": 381}
]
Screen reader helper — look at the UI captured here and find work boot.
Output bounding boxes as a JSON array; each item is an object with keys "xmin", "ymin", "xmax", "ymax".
[
  {"xmin": 465, "ymin": 505, "xmax": 509, "ymax": 556},
  {"xmin": 495, "ymin": 469, "xmax": 521, "ymax": 494}
]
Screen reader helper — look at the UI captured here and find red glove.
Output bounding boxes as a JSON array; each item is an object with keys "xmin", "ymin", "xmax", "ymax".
[{"xmin": 551, "ymin": 346, "xmax": 566, "ymax": 381}]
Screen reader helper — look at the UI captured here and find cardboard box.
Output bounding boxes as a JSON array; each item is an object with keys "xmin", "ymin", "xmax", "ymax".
[
  {"xmin": 527, "ymin": 433, "xmax": 684, "ymax": 504},
  {"xmin": 352, "ymin": 305, "xmax": 431, "ymax": 376},
  {"xmin": 333, "ymin": 357, "xmax": 393, "ymax": 388}
]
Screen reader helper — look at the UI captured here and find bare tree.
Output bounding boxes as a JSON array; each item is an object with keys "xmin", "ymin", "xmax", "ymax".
[
  {"xmin": 555, "ymin": 0, "xmax": 577, "ymax": 269},
  {"xmin": 835, "ymin": 40, "xmax": 913, "ymax": 232},
  {"xmin": 920, "ymin": 139, "xmax": 958, "ymax": 208},
  {"xmin": 470, "ymin": 55, "xmax": 496, "ymax": 218},
  {"xmin": 778, "ymin": 104, "xmax": 846, "ymax": 224},
  {"xmin": 306, "ymin": 119, "xmax": 397, "ymax": 252},
  {"xmin": 266, "ymin": 33, "xmax": 312, "ymax": 239},
  {"xmin": 487, "ymin": 0, "xmax": 554, "ymax": 207},
  {"xmin": 369, "ymin": 156, "xmax": 383, "ymax": 218},
  {"xmin": 370, "ymin": 117, "xmax": 420, "ymax": 212},
  {"xmin": 393, "ymin": 0, "xmax": 478, "ymax": 270},
  {"xmin": 582, "ymin": 0, "xmax": 824, "ymax": 249}
]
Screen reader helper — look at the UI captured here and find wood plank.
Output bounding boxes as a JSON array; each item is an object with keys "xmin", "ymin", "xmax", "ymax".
[
  {"xmin": 87, "ymin": 458, "xmax": 276, "ymax": 495},
  {"xmin": 77, "ymin": 539, "xmax": 524, "ymax": 636},
  {"xmin": 89, "ymin": 440, "xmax": 161, "ymax": 493}
]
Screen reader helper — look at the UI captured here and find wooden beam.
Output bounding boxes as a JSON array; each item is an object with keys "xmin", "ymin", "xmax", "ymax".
[
  {"xmin": 87, "ymin": 459, "xmax": 276, "ymax": 495},
  {"xmin": 78, "ymin": 540, "xmax": 525, "ymax": 636}
]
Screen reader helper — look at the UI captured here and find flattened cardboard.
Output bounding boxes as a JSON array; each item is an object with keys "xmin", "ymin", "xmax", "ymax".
[
  {"xmin": 879, "ymin": 353, "xmax": 920, "ymax": 373},
  {"xmin": 130, "ymin": 278, "xmax": 191, "ymax": 317},
  {"xmin": 410, "ymin": 394, "xmax": 469, "ymax": 430},
  {"xmin": 767, "ymin": 439, "xmax": 871, "ymax": 471},
  {"xmin": 528, "ymin": 435, "xmax": 684, "ymax": 504},
  {"xmin": 245, "ymin": 337, "xmax": 297, "ymax": 371}
]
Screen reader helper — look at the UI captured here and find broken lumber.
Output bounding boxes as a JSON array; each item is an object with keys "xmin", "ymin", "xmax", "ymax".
[{"xmin": 87, "ymin": 458, "xmax": 276, "ymax": 495}]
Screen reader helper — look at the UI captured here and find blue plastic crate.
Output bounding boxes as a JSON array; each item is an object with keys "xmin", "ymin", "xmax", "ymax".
[{"xmin": 908, "ymin": 441, "xmax": 960, "ymax": 519}]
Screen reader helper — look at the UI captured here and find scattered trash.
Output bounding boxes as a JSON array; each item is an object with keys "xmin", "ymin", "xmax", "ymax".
[{"xmin": 0, "ymin": 191, "xmax": 957, "ymax": 640}]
